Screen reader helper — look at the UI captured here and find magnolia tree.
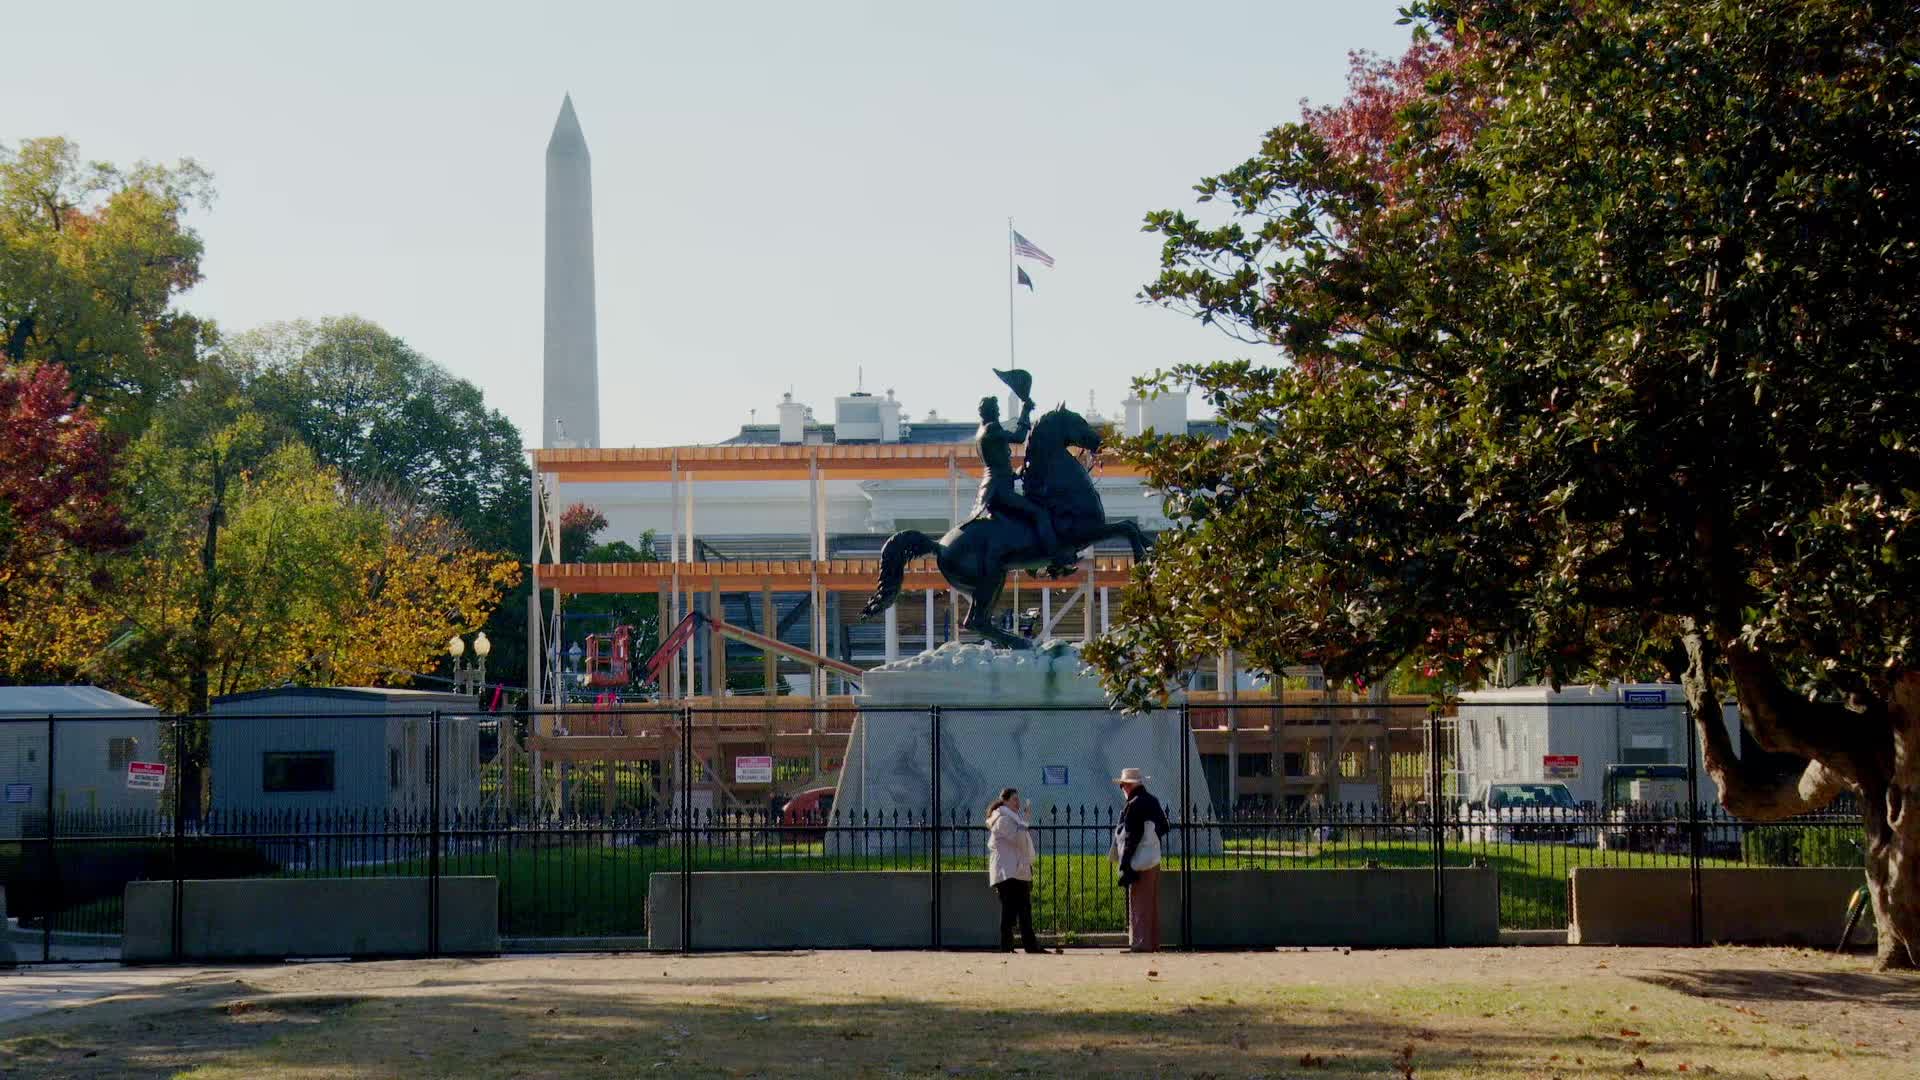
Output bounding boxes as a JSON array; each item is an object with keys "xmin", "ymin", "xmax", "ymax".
[{"xmin": 1087, "ymin": 0, "xmax": 1919, "ymax": 969}]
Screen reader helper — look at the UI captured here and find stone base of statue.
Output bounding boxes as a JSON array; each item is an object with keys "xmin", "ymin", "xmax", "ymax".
[{"xmin": 830, "ymin": 641, "xmax": 1218, "ymax": 855}]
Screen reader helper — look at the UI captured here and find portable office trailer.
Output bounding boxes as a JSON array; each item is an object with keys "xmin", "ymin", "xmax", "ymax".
[
  {"xmin": 0, "ymin": 686, "xmax": 163, "ymax": 837},
  {"xmin": 209, "ymin": 688, "xmax": 483, "ymax": 815},
  {"xmin": 1455, "ymin": 684, "xmax": 1742, "ymax": 807}
]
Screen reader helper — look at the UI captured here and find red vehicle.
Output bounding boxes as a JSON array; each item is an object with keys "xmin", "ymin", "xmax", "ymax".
[{"xmin": 780, "ymin": 787, "xmax": 836, "ymax": 840}]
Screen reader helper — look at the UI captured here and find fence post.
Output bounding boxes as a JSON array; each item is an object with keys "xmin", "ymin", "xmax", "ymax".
[
  {"xmin": 43, "ymin": 714, "xmax": 56, "ymax": 964},
  {"xmin": 1428, "ymin": 705, "xmax": 1447, "ymax": 948},
  {"xmin": 929, "ymin": 705, "xmax": 942, "ymax": 949},
  {"xmin": 428, "ymin": 710, "xmax": 442, "ymax": 959},
  {"xmin": 1685, "ymin": 700, "xmax": 1704, "ymax": 947},
  {"xmin": 679, "ymin": 705, "xmax": 692, "ymax": 954},
  {"xmin": 1179, "ymin": 700, "xmax": 1193, "ymax": 952},
  {"xmin": 171, "ymin": 715, "xmax": 186, "ymax": 962}
]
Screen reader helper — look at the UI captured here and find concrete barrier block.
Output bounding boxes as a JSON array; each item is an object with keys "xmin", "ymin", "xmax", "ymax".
[
  {"xmin": 1569, "ymin": 867, "xmax": 1870, "ymax": 947},
  {"xmin": 0, "ymin": 887, "xmax": 15, "ymax": 965},
  {"xmin": 650, "ymin": 868, "xmax": 1499, "ymax": 950},
  {"xmin": 123, "ymin": 877, "xmax": 498, "ymax": 962},
  {"xmin": 1160, "ymin": 868, "xmax": 1500, "ymax": 948},
  {"xmin": 649, "ymin": 872, "xmax": 1000, "ymax": 951}
]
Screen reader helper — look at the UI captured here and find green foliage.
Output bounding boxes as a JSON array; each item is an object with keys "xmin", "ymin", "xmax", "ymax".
[
  {"xmin": 1090, "ymin": 1, "xmax": 1920, "ymax": 718},
  {"xmin": 223, "ymin": 317, "xmax": 530, "ymax": 553},
  {"xmin": 0, "ymin": 137, "xmax": 214, "ymax": 433}
]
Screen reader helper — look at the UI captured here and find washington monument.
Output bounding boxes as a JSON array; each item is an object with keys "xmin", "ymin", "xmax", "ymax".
[{"xmin": 543, "ymin": 94, "xmax": 600, "ymax": 449}]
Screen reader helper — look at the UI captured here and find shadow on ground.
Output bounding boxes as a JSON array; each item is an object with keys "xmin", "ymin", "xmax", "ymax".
[{"xmin": 1, "ymin": 974, "xmax": 1891, "ymax": 1079}]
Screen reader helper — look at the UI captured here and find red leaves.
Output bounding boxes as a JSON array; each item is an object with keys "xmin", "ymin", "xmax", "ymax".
[
  {"xmin": 0, "ymin": 362, "xmax": 138, "ymax": 566},
  {"xmin": 1302, "ymin": 37, "xmax": 1481, "ymax": 201}
]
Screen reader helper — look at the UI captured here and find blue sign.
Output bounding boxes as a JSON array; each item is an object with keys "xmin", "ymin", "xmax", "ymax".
[
  {"xmin": 1041, "ymin": 766, "xmax": 1068, "ymax": 786},
  {"xmin": 3, "ymin": 783, "xmax": 30, "ymax": 804},
  {"xmin": 1622, "ymin": 690, "xmax": 1667, "ymax": 710}
]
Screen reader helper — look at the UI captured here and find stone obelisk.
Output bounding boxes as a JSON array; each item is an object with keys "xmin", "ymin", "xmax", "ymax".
[{"xmin": 543, "ymin": 94, "xmax": 600, "ymax": 449}]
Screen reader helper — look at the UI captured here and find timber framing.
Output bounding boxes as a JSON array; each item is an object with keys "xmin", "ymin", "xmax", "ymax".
[
  {"xmin": 536, "ymin": 556, "xmax": 1138, "ymax": 594},
  {"xmin": 532, "ymin": 443, "xmax": 1143, "ymax": 483}
]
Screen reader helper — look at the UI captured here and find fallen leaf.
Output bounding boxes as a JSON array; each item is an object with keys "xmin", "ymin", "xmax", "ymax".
[{"xmin": 1620, "ymin": 1028, "xmax": 1642, "ymax": 1037}]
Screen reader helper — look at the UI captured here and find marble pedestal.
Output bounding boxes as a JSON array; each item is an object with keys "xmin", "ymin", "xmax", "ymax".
[{"xmin": 832, "ymin": 642, "xmax": 1217, "ymax": 854}]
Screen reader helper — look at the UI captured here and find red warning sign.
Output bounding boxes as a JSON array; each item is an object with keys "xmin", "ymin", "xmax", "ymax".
[{"xmin": 127, "ymin": 761, "xmax": 168, "ymax": 791}]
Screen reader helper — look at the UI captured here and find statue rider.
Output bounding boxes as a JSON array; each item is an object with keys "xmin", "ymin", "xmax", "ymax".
[{"xmin": 974, "ymin": 369, "xmax": 1061, "ymax": 561}]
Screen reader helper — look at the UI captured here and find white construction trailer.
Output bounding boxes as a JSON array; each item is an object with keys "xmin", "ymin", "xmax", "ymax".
[
  {"xmin": 0, "ymin": 686, "xmax": 164, "ymax": 837},
  {"xmin": 1456, "ymin": 684, "xmax": 1742, "ymax": 807}
]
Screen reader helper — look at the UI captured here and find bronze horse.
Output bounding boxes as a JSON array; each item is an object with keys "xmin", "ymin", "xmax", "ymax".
[{"xmin": 859, "ymin": 404, "xmax": 1149, "ymax": 649}]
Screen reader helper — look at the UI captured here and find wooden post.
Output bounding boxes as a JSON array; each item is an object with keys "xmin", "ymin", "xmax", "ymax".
[
  {"xmin": 762, "ymin": 585, "xmax": 778, "ymax": 696},
  {"xmin": 710, "ymin": 580, "xmax": 727, "ymax": 696},
  {"xmin": 662, "ymin": 581, "xmax": 678, "ymax": 700},
  {"xmin": 809, "ymin": 458, "xmax": 823, "ymax": 699},
  {"xmin": 684, "ymin": 470, "xmax": 697, "ymax": 696},
  {"xmin": 924, "ymin": 589, "xmax": 935, "ymax": 652},
  {"xmin": 1082, "ymin": 562, "xmax": 1094, "ymax": 642},
  {"xmin": 883, "ymin": 595, "xmax": 900, "ymax": 662}
]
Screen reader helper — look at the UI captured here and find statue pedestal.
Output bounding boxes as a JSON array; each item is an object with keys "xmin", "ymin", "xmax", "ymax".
[{"xmin": 832, "ymin": 642, "xmax": 1218, "ymax": 854}]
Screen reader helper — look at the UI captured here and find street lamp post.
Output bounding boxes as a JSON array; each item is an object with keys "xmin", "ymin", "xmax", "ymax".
[{"xmin": 448, "ymin": 632, "xmax": 490, "ymax": 697}]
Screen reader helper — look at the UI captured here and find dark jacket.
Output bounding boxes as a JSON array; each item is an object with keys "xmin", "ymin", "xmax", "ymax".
[{"xmin": 1117, "ymin": 786, "xmax": 1169, "ymax": 885}]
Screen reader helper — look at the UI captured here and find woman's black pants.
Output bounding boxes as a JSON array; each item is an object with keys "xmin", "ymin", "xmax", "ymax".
[{"xmin": 994, "ymin": 878, "xmax": 1040, "ymax": 952}]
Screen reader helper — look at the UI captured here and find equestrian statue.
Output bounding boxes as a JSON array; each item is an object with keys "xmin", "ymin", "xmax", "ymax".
[{"xmin": 859, "ymin": 368, "xmax": 1150, "ymax": 650}]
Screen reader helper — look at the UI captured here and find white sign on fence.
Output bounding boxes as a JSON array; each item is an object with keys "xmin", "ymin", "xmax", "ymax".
[
  {"xmin": 734, "ymin": 755, "xmax": 774, "ymax": 784},
  {"xmin": 3, "ymin": 783, "xmax": 29, "ymax": 804},
  {"xmin": 126, "ymin": 761, "xmax": 167, "ymax": 791}
]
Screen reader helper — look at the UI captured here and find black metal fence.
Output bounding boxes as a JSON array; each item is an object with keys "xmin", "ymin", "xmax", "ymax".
[{"xmin": 0, "ymin": 702, "xmax": 1868, "ymax": 963}]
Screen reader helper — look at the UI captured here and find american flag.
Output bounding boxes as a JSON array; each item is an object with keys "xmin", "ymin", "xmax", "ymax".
[{"xmin": 1012, "ymin": 230, "xmax": 1054, "ymax": 268}]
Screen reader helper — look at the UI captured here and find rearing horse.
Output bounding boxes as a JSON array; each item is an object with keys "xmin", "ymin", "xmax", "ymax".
[{"xmin": 859, "ymin": 405, "xmax": 1150, "ymax": 649}]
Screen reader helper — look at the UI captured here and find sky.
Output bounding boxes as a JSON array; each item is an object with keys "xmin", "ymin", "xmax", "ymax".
[{"xmin": 6, "ymin": 1, "xmax": 1413, "ymax": 448}]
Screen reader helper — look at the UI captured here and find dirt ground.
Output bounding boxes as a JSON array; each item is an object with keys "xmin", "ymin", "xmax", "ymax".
[{"xmin": 2, "ymin": 947, "xmax": 1915, "ymax": 1078}]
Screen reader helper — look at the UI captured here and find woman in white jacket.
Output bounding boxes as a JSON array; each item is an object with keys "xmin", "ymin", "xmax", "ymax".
[{"xmin": 986, "ymin": 788, "xmax": 1044, "ymax": 953}]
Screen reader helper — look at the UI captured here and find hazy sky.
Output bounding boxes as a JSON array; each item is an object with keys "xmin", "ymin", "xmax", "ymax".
[{"xmin": 7, "ymin": 1, "xmax": 1411, "ymax": 447}]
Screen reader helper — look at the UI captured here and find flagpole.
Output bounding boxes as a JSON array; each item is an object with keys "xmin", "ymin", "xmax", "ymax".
[{"xmin": 1007, "ymin": 217, "xmax": 1016, "ymax": 372}]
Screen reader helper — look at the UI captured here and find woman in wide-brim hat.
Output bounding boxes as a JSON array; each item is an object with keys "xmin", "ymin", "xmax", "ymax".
[{"xmin": 1111, "ymin": 767, "xmax": 1169, "ymax": 952}]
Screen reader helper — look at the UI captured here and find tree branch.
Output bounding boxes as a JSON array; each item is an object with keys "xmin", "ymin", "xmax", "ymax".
[{"xmin": 1681, "ymin": 622, "xmax": 1851, "ymax": 819}]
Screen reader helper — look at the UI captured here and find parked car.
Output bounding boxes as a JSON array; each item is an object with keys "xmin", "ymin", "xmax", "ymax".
[
  {"xmin": 779, "ymin": 786, "xmax": 836, "ymax": 842},
  {"xmin": 1459, "ymin": 782, "xmax": 1582, "ymax": 845}
]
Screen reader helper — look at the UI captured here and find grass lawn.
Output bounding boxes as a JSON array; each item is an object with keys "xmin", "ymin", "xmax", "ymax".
[{"xmin": 3, "ymin": 948, "xmax": 1912, "ymax": 1078}]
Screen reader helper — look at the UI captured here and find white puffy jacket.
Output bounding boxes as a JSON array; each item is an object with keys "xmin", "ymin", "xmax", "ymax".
[{"xmin": 987, "ymin": 806, "xmax": 1036, "ymax": 885}]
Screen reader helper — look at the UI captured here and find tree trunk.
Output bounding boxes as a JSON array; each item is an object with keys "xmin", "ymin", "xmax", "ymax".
[
  {"xmin": 1862, "ymin": 675, "xmax": 1920, "ymax": 969},
  {"xmin": 180, "ymin": 459, "xmax": 228, "ymax": 821},
  {"xmin": 1681, "ymin": 625, "xmax": 1917, "ymax": 970}
]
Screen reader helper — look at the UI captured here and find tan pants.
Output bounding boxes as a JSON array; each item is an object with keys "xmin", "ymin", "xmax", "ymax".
[{"xmin": 1127, "ymin": 866, "xmax": 1161, "ymax": 952}]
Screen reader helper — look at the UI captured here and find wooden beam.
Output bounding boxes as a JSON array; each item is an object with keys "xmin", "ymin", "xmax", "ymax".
[
  {"xmin": 537, "ymin": 557, "xmax": 1138, "ymax": 594},
  {"xmin": 529, "ymin": 444, "xmax": 1151, "ymax": 485}
]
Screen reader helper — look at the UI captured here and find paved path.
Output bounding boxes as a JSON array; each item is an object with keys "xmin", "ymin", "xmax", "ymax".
[{"xmin": 0, "ymin": 965, "xmax": 206, "ymax": 1025}]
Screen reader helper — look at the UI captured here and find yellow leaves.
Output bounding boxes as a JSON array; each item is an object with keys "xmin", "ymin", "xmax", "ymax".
[
  {"xmin": 321, "ymin": 537, "xmax": 520, "ymax": 688},
  {"xmin": 82, "ymin": 442, "xmax": 524, "ymax": 706},
  {"xmin": 0, "ymin": 557, "xmax": 113, "ymax": 680}
]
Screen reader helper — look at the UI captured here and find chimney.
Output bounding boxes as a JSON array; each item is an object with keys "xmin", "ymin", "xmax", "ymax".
[
  {"xmin": 777, "ymin": 392, "xmax": 808, "ymax": 445},
  {"xmin": 879, "ymin": 388, "xmax": 903, "ymax": 443},
  {"xmin": 1123, "ymin": 390, "xmax": 1188, "ymax": 437}
]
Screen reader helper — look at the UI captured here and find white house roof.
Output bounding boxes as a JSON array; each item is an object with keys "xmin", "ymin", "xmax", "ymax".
[{"xmin": 0, "ymin": 685, "xmax": 159, "ymax": 716}]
